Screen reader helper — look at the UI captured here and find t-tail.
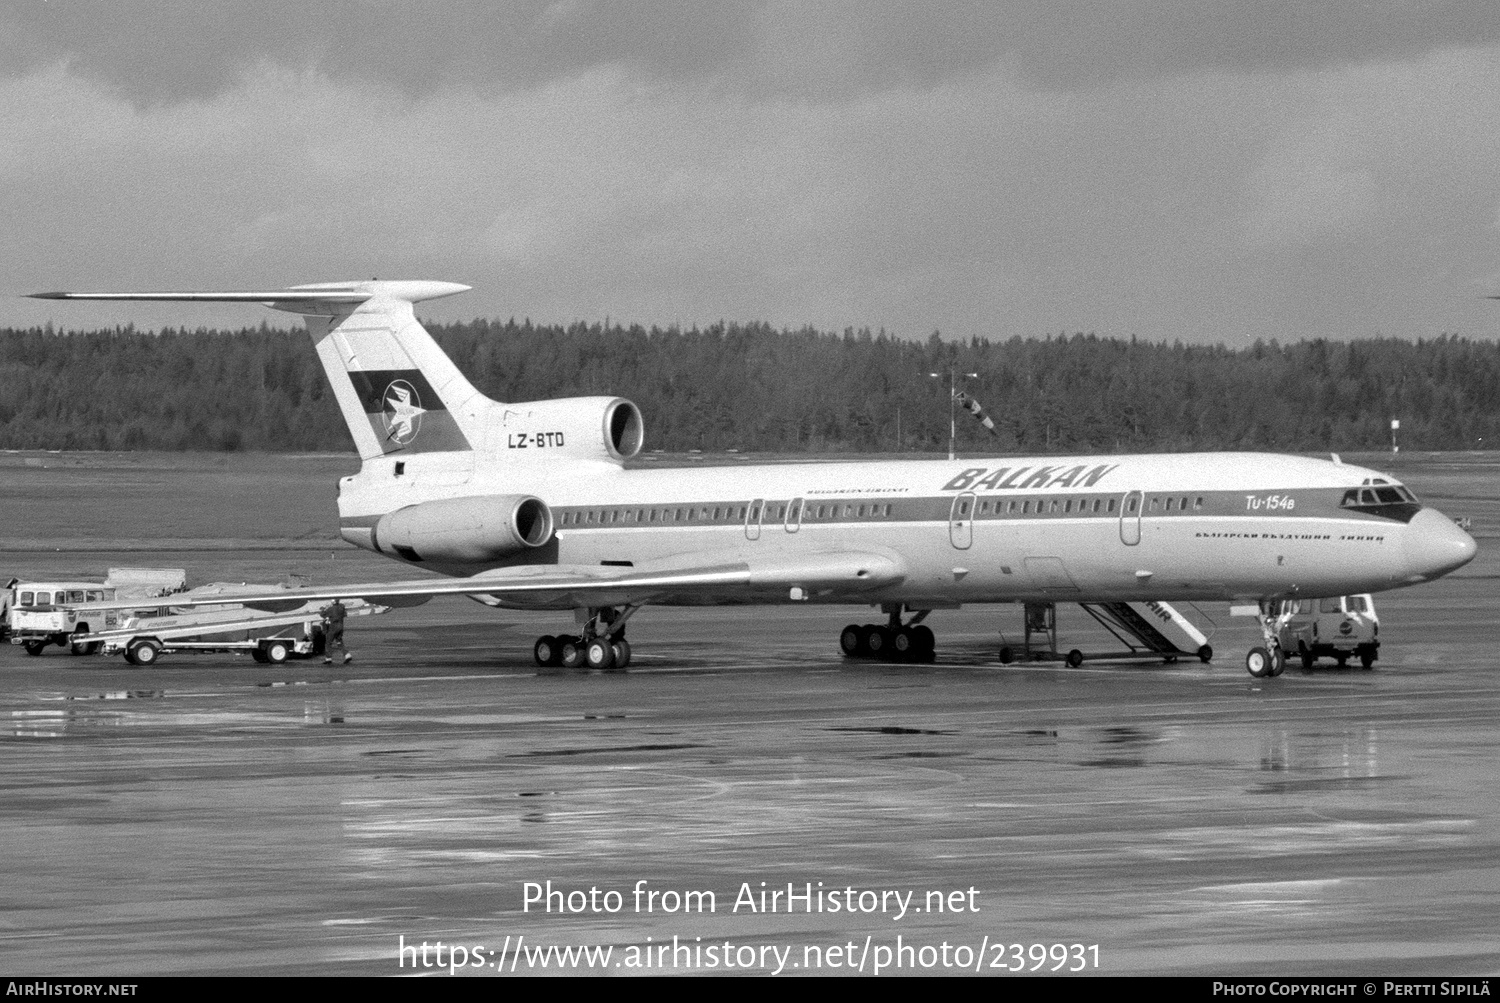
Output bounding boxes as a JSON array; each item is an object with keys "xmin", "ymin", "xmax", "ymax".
[{"xmin": 28, "ymin": 281, "xmax": 646, "ymax": 467}]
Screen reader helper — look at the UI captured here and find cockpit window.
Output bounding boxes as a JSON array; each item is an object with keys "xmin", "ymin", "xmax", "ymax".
[{"xmin": 1374, "ymin": 487, "xmax": 1403, "ymax": 504}]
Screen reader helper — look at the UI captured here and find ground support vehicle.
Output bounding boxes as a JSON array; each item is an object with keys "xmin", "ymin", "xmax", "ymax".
[
  {"xmin": 1274, "ymin": 594, "xmax": 1380, "ymax": 670},
  {"xmin": 6, "ymin": 569, "xmax": 185, "ymax": 656},
  {"xmin": 79, "ymin": 595, "xmax": 387, "ymax": 666},
  {"xmin": 996, "ymin": 600, "xmax": 1215, "ymax": 667}
]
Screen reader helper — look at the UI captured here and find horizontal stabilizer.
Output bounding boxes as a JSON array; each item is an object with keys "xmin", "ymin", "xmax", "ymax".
[{"xmin": 28, "ymin": 281, "xmax": 471, "ymax": 315}]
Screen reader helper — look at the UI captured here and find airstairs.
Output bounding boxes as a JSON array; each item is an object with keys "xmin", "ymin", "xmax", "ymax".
[{"xmin": 1000, "ymin": 601, "xmax": 1215, "ymax": 666}]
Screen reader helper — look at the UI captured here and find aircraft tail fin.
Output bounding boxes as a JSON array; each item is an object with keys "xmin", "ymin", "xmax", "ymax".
[{"xmin": 31, "ymin": 281, "xmax": 483, "ymax": 461}]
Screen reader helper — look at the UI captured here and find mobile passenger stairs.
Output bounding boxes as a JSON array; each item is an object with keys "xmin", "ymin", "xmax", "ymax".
[{"xmin": 999, "ymin": 601, "xmax": 1215, "ymax": 667}]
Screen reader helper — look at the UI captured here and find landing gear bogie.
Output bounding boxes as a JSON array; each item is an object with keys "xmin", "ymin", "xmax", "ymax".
[
  {"xmin": 535, "ymin": 604, "xmax": 641, "ymax": 672},
  {"xmin": 842, "ymin": 609, "xmax": 935, "ymax": 663}
]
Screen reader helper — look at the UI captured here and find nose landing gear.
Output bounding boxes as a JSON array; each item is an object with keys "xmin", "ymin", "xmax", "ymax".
[{"xmin": 1245, "ymin": 601, "xmax": 1286, "ymax": 678}]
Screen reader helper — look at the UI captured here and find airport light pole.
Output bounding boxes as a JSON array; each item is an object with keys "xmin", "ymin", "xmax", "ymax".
[
  {"xmin": 929, "ymin": 367, "xmax": 979, "ymax": 461},
  {"xmin": 1391, "ymin": 418, "xmax": 1400, "ymax": 454}
]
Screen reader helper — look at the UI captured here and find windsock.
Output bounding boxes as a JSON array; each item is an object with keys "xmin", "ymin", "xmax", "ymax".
[{"xmin": 956, "ymin": 392, "xmax": 999, "ymax": 436}]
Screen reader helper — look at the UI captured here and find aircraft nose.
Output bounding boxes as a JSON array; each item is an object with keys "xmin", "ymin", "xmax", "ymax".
[{"xmin": 1402, "ymin": 507, "xmax": 1478, "ymax": 582}]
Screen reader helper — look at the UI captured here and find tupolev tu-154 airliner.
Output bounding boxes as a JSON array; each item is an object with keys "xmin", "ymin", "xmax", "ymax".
[{"xmin": 31, "ymin": 281, "xmax": 1477, "ymax": 677}]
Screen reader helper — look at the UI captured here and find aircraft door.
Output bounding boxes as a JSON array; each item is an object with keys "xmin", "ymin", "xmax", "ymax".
[
  {"xmin": 949, "ymin": 492, "xmax": 975, "ymax": 549},
  {"xmin": 1119, "ymin": 491, "xmax": 1142, "ymax": 545},
  {"xmin": 745, "ymin": 499, "xmax": 764, "ymax": 540},
  {"xmin": 785, "ymin": 497, "xmax": 804, "ymax": 533}
]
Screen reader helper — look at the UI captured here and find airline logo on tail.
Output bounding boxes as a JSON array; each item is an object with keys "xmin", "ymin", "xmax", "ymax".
[
  {"xmin": 346, "ymin": 369, "xmax": 471, "ymax": 454},
  {"xmin": 382, "ymin": 380, "xmax": 427, "ymax": 444}
]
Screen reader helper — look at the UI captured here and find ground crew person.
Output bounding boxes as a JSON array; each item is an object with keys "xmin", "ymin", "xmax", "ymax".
[{"xmin": 321, "ymin": 599, "xmax": 352, "ymax": 664}]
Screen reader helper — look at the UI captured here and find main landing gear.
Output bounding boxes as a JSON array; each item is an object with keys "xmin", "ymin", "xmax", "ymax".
[
  {"xmin": 1244, "ymin": 601, "xmax": 1286, "ymax": 679},
  {"xmin": 534, "ymin": 605, "xmax": 638, "ymax": 671},
  {"xmin": 840, "ymin": 607, "xmax": 936, "ymax": 663}
]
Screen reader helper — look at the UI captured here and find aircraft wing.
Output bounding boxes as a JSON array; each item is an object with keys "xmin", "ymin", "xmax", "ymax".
[{"xmin": 68, "ymin": 551, "xmax": 905, "ymax": 614}]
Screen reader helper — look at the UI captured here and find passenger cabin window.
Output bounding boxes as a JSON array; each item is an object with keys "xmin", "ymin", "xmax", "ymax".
[
  {"xmin": 1194, "ymin": 497, "xmax": 1204, "ymax": 510},
  {"xmin": 1109, "ymin": 499, "xmax": 1118, "ymax": 513}
]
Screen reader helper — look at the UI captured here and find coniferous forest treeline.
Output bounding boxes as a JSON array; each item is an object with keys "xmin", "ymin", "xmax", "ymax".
[{"xmin": 1, "ymin": 319, "xmax": 1497, "ymax": 454}]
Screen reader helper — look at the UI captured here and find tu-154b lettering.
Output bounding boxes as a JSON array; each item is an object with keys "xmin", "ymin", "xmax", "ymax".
[{"xmin": 30, "ymin": 281, "xmax": 1477, "ymax": 676}]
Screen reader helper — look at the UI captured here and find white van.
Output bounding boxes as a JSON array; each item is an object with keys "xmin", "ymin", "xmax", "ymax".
[{"xmin": 1275, "ymin": 594, "xmax": 1380, "ymax": 669}]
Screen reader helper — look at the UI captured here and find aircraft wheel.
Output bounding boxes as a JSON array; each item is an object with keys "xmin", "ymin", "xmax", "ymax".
[
  {"xmin": 1065, "ymin": 648, "xmax": 1084, "ymax": 668},
  {"xmin": 1197, "ymin": 644, "xmax": 1213, "ymax": 664},
  {"xmin": 127, "ymin": 640, "xmax": 162, "ymax": 666},
  {"xmin": 891, "ymin": 627, "xmax": 917, "ymax": 661},
  {"xmin": 1359, "ymin": 647, "xmax": 1376, "ymax": 670},
  {"xmin": 1245, "ymin": 646, "xmax": 1272, "ymax": 678},
  {"xmin": 1269, "ymin": 648, "xmax": 1286, "ymax": 676},
  {"xmin": 585, "ymin": 637, "xmax": 615, "ymax": 671},
  {"xmin": 23, "ymin": 640, "xmax": 47, "ymax": 656},
  {"xmin": 998, "ymin": 645, "xmax": 1014, "ymax": 664},
  {"xmin": 610, "ymin": 639, "xmax": 632, "ymax": 670},
  {"xmin": 533, "ymin": 635, "xmax": 561, "ymax": 667},
  {"xmin": 69, "ymin": 628, "xmax": 99, "ymax": 656},
  {"xmin": 262, "ymin": 640, "xmax": 291, "ymax": 664},
  {"xmin": 864, "ymin": 625, "xmax": 891, "ymax": 660},
  {"xmin": 839, "ymin": 624, "xmax": 864, "ymax": 657},
  {"xmin": 559, "ymin": 638, "xmax": 586, "ymax": 669},
  {"xmin": 913, "ymin": 625, "xmax": 935, "ymax": 654}
]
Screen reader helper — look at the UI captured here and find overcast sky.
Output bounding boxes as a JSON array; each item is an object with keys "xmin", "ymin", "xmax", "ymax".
[{"xmin": 5, "ymin": 0, "xmax": 1500, "ymax": 343}]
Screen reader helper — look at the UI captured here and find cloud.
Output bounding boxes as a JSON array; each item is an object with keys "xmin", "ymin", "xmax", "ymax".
[{"xmin": 4, "ymin": 1, "xmax": 1499, "ymax": 106}]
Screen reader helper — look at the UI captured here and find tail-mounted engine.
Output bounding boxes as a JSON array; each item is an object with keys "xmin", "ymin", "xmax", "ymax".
[
  {"xmin": 373, "ymin": 494, "xmax": 553, "ymax": 564},
  {"xmin": 495, "ymin": 396, "xmax": 643, "ymax": 462}
]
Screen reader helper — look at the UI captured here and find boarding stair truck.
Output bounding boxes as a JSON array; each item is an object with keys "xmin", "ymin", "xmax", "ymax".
[
  {"xmin": 998, "ymin": 600, "xmax": 1215, "ymax": 666},
  {"xmin": 6, "ymin": 568, "xmax": 186, "ymax": 656},
  {"xmin": 78, "ymin": 585, "xmax": 388, "ymax": 665},
  {"xmin": 1274, "ymin": 594, "xmax": 1380, "ymax": 669}
]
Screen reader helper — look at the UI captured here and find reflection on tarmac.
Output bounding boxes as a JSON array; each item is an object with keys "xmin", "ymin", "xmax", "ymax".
[{"xmin": 2, "ymin": 580, "xmax": 1499, "ymax": 976}]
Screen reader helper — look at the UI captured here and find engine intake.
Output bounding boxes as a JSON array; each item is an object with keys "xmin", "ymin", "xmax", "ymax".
[
  {"xmin": 499, "ymin": 396, "xmax": 644, "ymax": 461},
  {"xmin": 374, "ymin": 494, "xmax": 553, "ymax": 564}
]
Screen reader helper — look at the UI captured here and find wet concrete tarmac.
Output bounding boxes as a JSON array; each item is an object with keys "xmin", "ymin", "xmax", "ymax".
[{"xmin": 2, "ymin": 549, "xmax": 1498, "ymax": 976}]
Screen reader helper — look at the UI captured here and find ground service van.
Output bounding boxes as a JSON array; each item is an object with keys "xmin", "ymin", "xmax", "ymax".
[
  {"xmin": 6, "ymin": 569, "xmax": 185, "ymax": 655},
  {"xmin": 1274, "ymin": 594, "xmax": 1380, "ymax": 669}
]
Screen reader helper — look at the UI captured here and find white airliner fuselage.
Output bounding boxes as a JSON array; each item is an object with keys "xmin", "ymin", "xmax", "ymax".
[{"xmin": 32, "ymin": 281, "xmax": 1477, "ymax": 676}]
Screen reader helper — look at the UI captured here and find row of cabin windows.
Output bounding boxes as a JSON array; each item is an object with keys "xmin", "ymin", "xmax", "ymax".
[
  {"xmin": 963, "ymin": 495, "xmax": 1205, "ymax": 518},
  {"xmin": 560, "ymin": 505, "xmax": 757, "ymax": 526},
  {"xmin": 559, "ymin": 494, "xmax": 1213, "ymax": 527},
  {"xmin": 558, "ymin": 502, "xmax": 899, "ymax": 527}
]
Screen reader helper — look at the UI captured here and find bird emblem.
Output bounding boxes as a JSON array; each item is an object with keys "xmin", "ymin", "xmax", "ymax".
[{"xmin": 382, "ymin": 380, "xmax": 427, "ymax": 444}]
